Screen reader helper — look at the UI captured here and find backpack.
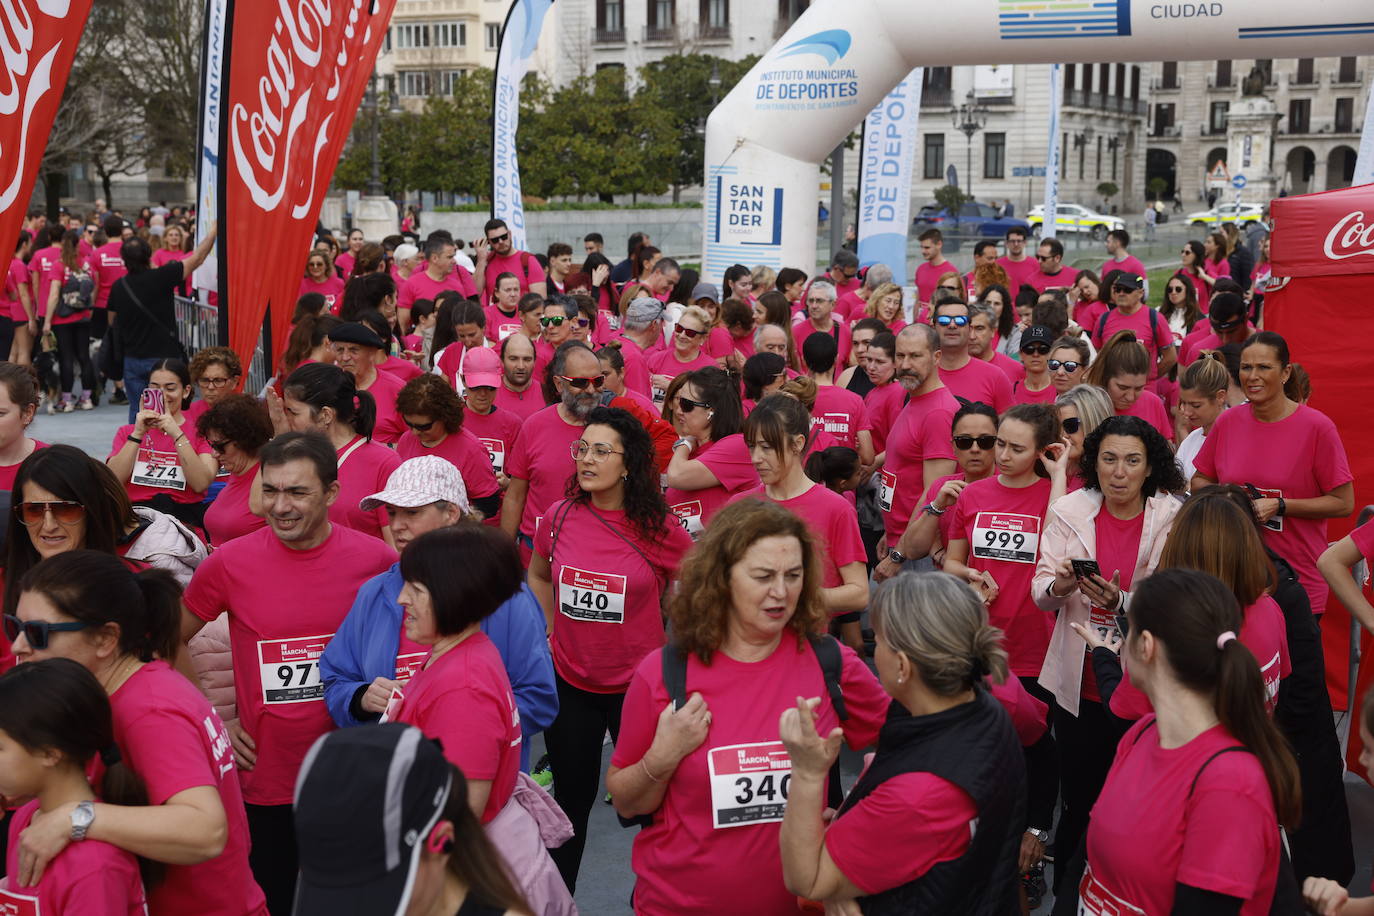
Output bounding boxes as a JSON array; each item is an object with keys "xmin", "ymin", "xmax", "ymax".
[
  {"xmin": 1094, "ymin": 306, "xmax": 1160, "ymax": 348},
  {"xmin": 56, "ymin": 267, "xmax": 94, "ymax": 319}
]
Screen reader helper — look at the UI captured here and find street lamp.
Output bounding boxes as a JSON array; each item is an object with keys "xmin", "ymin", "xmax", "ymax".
[
  {"xmin": 950, "ymin": 89, "xmax": 989, "ymax": 199},
  {"xmin": 365, "ymin": 71, "xmax": 383, "ymax": 197},
  {"xmin": 708, "ymin": 59, "xmax": 722, "ymax": 106}
]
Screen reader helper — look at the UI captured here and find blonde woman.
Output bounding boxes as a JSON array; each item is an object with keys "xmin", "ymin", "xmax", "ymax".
[{"xmin": 864, "ymin": 282, "xmax": 906, "ymax": 333}]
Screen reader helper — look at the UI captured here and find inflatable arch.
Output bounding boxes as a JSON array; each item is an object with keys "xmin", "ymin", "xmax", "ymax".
[{"xmin": 701, "ymin": 0, "xmax": 1374, "ymax": 279}]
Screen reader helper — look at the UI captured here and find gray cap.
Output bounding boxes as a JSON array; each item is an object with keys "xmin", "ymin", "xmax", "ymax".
[
  {"xmin": 623, "ymin": 297, "xmax": 667, "ymax": 331},
  {"xmin": 691, "ymin": 282, "xmax": 720, "ymax": 303}
]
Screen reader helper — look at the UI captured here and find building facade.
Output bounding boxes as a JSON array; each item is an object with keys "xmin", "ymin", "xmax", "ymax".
[{"xmin": 376, "ymin": 0, "xmax": 515, "ymax": 109}]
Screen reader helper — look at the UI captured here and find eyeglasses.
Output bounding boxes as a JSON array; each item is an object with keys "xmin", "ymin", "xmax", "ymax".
[
  {"xmin": 953, "ymin": 434, "xmax": 997, "ymax": 451},
  {"xmin": 1035, "ymin": 254, "xmax": 1056, "ymax": 261},
  {"xmin": 675, "ymin": 325, "xmax": 704, "ymax": 339},
  {"xmin": 1062, "ymin": 416, "xmax": 1082, "ymax": 434},
  {"xmin": 1021, "ymin": 344, "xmax": 1051, "ymax": 356},
  {"xmin": 570, "ymin": 441, "xmax": 624, "ymax": 462},
  {"xmin": 15, "ymin": 500, "xmax": 85, "ymax": 527},
  {"xmin": 1048, "ymin": 359, "xmax": 1082, "ymax": 373},
  {"xmin": 805, "ymin": 297, "xmax": 833, "ymax": 306},
  {"xmin": 487, "ymin": 232, "xmax": 510, "ymax": 245},
  {"xmin": 405, "ymin": 418, "xmax": 438, "ymax": 432},
  {"xmin": 2, "ymin": 614, "xmax": 92, "ymax": 650},
  {"xmin": 575, "ymin": 317, "xmax": 591, "ymax": 328},
  {"xmin": 1167, "ymin": 285, "xmax": 1187, "ymax": 294},
  {"xmin": 207, "ymin": 438, "xmax": 232, "ymax": 453},
  {"xmin": 938, "ymin": 284, "xmax": 962, "ymax": 292},
  {"xmin": 198, "ymin": 376, "xmax": 236, "ymax": 388},
  {"xmin": 558, "ymin": 374, "xmax": 605, "ymax": 390},
  {"xmin": 934, "ymin": 315, "xmax": 969, "ymax": 328},
  {"xmin": 540, "ymin": 316, "xmax": 567, "ymax": 327},
  {"xmin": 676, "ymin": 396, "xmax": 712, "ymax": 413}
]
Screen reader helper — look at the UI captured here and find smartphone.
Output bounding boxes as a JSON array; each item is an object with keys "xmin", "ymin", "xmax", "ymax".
[
  {"xmin": 140, "ymin": 387, "xmax": 166, "ymax": 415},
  {"xmin": 1071, "ymin": 558, "xmax": 1102, "ymax": 580}
]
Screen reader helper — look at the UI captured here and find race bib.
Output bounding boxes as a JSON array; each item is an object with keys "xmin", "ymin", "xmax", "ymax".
[
  {"xmin": 1087, "ymin": 607, "xmax": 1123, "ymax": 653},
  {"xmin": 257, "ymin": 634, "xmax": 332, "ymax": 704},
  {"xmin": 1253, "ymin": 486, "xmax": 1283, "ymax": 532},
  {"xmin": 0, "ymin": 885, "xmax": 40, "ymax": 916},
  {"xmin": 379, "ymin": 686, "xmax": 405, "ymax": 724},
  {"xmin": 652, "ymin": 387, "xmax": 666, "ymax": 406},
  {"xmin": 970, "ymin": 511, "xmax": 1040, "ymax": 564},
  {"xmin": 395, "ymin": 651, "xmax": 427, "ymax": 683},
  {"xmin": 1078, "ymin": 863, "xmax": 1145, "ymax": 915},
  {"xmin": 671, "ymin": 500, "xmax": 705, "ymax": 540},
  {"xmin": 1258, "ymin": 648, "xmax": 1282, "ymax": 712},
  {"xmin": 878, "ymin": 470, "xmax": 896, "ymax": 514},
  {"xmin": 131, "ymin": 447, "xmax": 186, "ymax": 491},
  {"xmin": 496, "ymin": 322, "xmax": 520, "ymax": 341},
  {"xmin": 708, "ymin": 741, "xmax": 792, "ymax": 829},
  {"xmin": 478, "ymin": 437, "xmax": 506, "ymax": 474},
  {"xmin": 558, "ymin": 566, "xmax": 627, "ymax": 624}
]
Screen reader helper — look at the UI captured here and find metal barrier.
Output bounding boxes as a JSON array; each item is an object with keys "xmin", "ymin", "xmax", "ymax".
[{"xmin": 173, "ymin": 297, "xmax": 270, "ymax": 395}]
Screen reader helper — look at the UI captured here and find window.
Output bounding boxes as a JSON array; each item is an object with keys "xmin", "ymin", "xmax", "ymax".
[
  {"xmin": 1209, "ymin": 101, "xmax": 1229, "ymax": 135},
  {"xmin": 777, "ymin": 0, "xmax": 808, "ymax": 23},
  {"xmin": 1215, "ymin": 60, "xmax": 1232, "ymax": 87},
  {"xmin": 1152, "ymin": 102, "xmax": 1175, "ymax": 137},
  {"xmin": 1339, "ymin": 56, "xmax": 1358, "ymax": 83},
  {"xmin": 434, "ymin": 22, "xmax": 466, "ymax": 48},
  {"xmin": 1336, "ymin": 97, "xmax": 1355, "ymax": 133},
  {"xmin": 1295, "ymin": 58, "xmax": 1314, "ymax": 85},
  {"xmin": 1160, "ymin": 61, "xmax": 1178, "ymax": 89},
  {"xmin": 1061, "ymin": 132, "xmax": 1068, "ymax": 177},
  {"xmin": 701, "ymin": 0, "xmax": 727, "ymax": 28},
  {"xmin": 1098, "ymin": 64, "xmax": 1109, "ymax": 96},
  {"xmin": 437, "ymin": 70, "xmax": 466, "ymax": 96},
  {"xmin": 398, "ymin": 71, "xmax": 431, "ymax": 97},
  {"xmin": 1130, "ymin": 66, "xmax": 1141, "ymax": 100},
  {"xmin": 393, "ymin": 23, "xmax": 430, "ymax": 49},
  {"xmin": 485, "ymin": 22, "xmax": 500, "ymax": 49},
  {"xmin": 1288, "ymin": 98, "xmax": 1310, "ymax": 133},
  {"xmin": 922, "ymin": 67, "xmax": 951, "ymax": 107},
  {"xmin": 923, "ymin": 134, "xmax": 945, "ymax": 180},
  {"xmin": 1095, "ymin": 135, "xmax": 1103, "ymax": 179},
  {"xmin": 598, "ymin": 0, "xmax": 624, "ymax": 32},
  {"xmin": 648, "ymin": 0, "xmax": 673, "ymax": 27},
  {"xmin": 1081, "ymin": 64, "xmax": 1092, "ymax": 94},
  {"xmin": 1114, "ymin": 63, "xmax": 1126, "ymax": 97},
  {"xmin": 1065, "ymin": 64, "xmax": 1076, "ymax": 90},
  {"xmin": 983, "ymin": 132, "xmax": 1005, "ymax": 179}
]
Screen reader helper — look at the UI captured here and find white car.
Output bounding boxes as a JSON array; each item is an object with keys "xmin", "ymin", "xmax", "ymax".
[
  {"xmin": 1185, "ymin": 202, "xmax": 1265, "ymax": 228},
  {"xmin": 1026, "ymin": 203, "xmax": 1125, "ymax": 239}
]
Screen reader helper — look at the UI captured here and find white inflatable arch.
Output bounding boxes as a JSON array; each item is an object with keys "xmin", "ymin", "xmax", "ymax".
[{"xmin": 701, "ymin": 0, "xmax": 1374, "ymax": 278}]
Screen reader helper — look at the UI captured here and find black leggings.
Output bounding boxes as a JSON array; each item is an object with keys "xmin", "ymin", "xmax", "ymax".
[
  {"xmin": 1052, "ymin": 693, "xmax": 1127, "ymax": 895},
  {"xmin": 53, "ymin": 321, "xmax": 94, "ymax": 395},
  {"xmin": 544, "ymin": 673, "xmax": 625, "ymax": 895},
  {"xmin": 245, "ymin": 802, "xmax": 297, "ymax": 916}
]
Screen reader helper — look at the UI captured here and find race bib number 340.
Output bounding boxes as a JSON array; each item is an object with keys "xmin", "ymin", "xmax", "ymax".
[
  {"xmin": 971, "ymin": 511, "xmax": 1041, "ymax": 564},
  {"xmin": 708, "ymin": 741, "xmax": 792, "ymax": 829},
  {"xmin": 258, "ymin": 634, "xmax": 332, "ymax": 704},
  {"xmin": 558, "ymin": 566, "xmax": 627, "ymax": 624}
]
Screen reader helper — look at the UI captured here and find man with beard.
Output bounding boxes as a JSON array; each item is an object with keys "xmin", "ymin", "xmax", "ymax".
[
  {"xmin": 501, "ymin": 341, "xmax": 605, "ymax": 562},
  {"xmin": 877, "ymin": 324, "xmax": 959, "ymax": 571},
  {"xmin": 495, "ymin": 332, "xmax": 542, "ymax": 422}
]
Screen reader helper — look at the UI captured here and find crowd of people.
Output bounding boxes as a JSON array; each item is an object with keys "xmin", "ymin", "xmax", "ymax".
[{"xmin": 0, "ymin": 206, "xmax": 1369, "ymax": 916}]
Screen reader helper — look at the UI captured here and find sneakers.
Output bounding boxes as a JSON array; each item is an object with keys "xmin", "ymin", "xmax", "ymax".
[
  {"xmin": 54, "ymin": 400, "xmax": 74, "ymax": 414},
  {"xmin": 530, "ymin": 753, "xmax": 552, "ymax": 789},
  {"xmin": 76, "ymin": 398, "xmax": 94, "ymax": 411},
  {"xmin": 111, "ymin": 388, "xmax": 128, "ymax": 406}
]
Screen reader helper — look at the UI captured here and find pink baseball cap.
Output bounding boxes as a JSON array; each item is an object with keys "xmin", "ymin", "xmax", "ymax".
[{"xmin": 460, "ymin": 346, "xmax": 502, "ymax": 389}]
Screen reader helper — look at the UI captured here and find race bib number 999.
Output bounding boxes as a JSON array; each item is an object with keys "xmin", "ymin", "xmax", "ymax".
[
  {"xmin": 558, "ymin": 566, "xmax": 627, "ymax": 624},
  {"xmin": 708, "ymin": 741, "xmax": 792, "ymax": 829},
  {"xmin": 971, "ymin": 512, "xmax": 1041, "ymax": 564},
  {"xmin": 258, "ymin": 634, "xmax": 332, "ymax": 704}
]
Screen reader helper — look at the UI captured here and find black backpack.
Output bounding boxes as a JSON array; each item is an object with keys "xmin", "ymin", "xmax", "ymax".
[{"xmin": 56, "ymin": 268, "xmax": 94, "ymax": 320}]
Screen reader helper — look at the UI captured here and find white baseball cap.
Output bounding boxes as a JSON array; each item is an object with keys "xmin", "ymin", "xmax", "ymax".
[{"xmin": 359, "ymin": 456, "xmax": 471, "ymax": 513}]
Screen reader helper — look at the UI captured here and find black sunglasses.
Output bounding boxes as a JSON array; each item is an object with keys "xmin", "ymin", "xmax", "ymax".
[
  {"xmin": 1048, "ymin": 359, "xmax": 1081, "ymax": 373},
  {"xmin": 1035, "ymin": 254, "xmax": 1055, "ymax": 261},
  {"xmin": 2, "ymin": 614, "xmax": 92, "ymax": 649},
  {"xmin": 953, "ymin": 434, "xmax": 997, "ymax": 451},
  {"xmin": 405, "ymin": 419, "xmax": 437, "ymax": 432},
  {"xmin": 1111, "ymin": 285, "xmax": 1137, "ymax": 294},
  {"xmin": 1021, "ymin": 344, "xmax": 1051, "ymax": 356},
  {"xmin": 487, "ymin": 232, "xmax": 510, "ymax": 245},
  {"xmin": 1062, "ymin": 416, "xmax": 1082, "ymax": 434},
  {"xmin": 677, "ymin": 396, "xmax": 712, "ymax": 413}
]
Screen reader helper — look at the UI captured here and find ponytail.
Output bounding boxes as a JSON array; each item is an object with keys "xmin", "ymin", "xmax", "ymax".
[
  {"xmin": 1084, "ymin": 329, "xmax": 1150, "ymax": 389},
  {"xmin": 1215, "ymin": 637, "xmax": 1301, "ymax": 826},
  {"xmin": 804, "ymin": 446, "xmax": 859, "ymax": 490},
  {"xmin": 135, "ymin": 568, "xmax": 186, "ymax": 664},
  {"xmin": 283, "ymin": 363, "xmax": 377, "ymax": 439}
]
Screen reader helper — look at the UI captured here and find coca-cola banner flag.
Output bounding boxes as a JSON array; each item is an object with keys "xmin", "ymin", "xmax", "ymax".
[
  {"xmin": 1270, "ymin": 186, "xmax": 1374, "ymax": 279},
  {"xmin": 0, "ymin": 0, "xmax": 95, "ymax": 253},
  {"xmin": 222, "ymin": 0, "xmax": 396, "ymax": 366}
]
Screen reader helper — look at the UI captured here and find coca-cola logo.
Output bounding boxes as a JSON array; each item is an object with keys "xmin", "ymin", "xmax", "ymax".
[
  {"xmin": 1323, "ymin": 210, "xmax": 1374, "ymax": 261},
  {"xmin": 0, "ymin": 0, "xmax": 77, "ymax": 213}
]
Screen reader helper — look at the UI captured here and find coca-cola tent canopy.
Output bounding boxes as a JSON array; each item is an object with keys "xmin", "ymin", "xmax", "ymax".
[{"xmin": 1267, "ymin": 183, "xmax": 1374, "ymax": 763}]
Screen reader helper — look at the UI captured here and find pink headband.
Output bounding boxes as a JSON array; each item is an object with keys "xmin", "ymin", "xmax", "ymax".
[{"xmin": 1216, "ymin": 631, "xmax": 1237, "ymax": 651}]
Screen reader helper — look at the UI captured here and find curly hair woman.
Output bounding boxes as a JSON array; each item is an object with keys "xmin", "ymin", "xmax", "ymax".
[
  {"xmin": 395, "ymin": 373, "xmax": 501, "ymax": 518},
  {"xmin": 526, "ymin": 406, "xmax": 694, "ymax": 895}
]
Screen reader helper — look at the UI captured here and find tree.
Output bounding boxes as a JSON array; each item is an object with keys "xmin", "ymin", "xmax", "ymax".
[
  {"xmin": 120, "ymin": 0, "xmax": 204, "ymax": 180},
  {"xmin": 934, "ymin": 184, "xmax": 968, "ymax": 214},
  {"xmin": 1147, "ymin": 176, "xmax": 1169, "ymax": 201},
  {"xmin": 1096, "ymin": 181, "xmax": 1120, "ymax": 206}
]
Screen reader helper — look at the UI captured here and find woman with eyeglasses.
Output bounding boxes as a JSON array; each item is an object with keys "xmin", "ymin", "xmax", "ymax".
[
  {"xmin": 647, "ymin": 306, "xmax": 716, "ymax": 406},
  {"xmin": 279, "ymin": 362, "xmax": 400, "ymax": 546},
  {"xmin": 863, "ymin": 281, "xmax": 906, "ymax": 334},
  {"xmin": 741, "ymin": 352, "xmax": 788, "ymax": 416},
  {"xmin": 0, "ymin": 363, "xmax": 44, "ymax": 493},
  {"xmin": 1048, "ymin": 337, "xmax": 1090, "ymax": 396},
  {"xmin": 6, "ymin": 550, "xmax": 268, "ymax": 916},
  {"xmin": 395, "ymin": 374, "xmax": 501, "ymax": 520},
  {"xmin": 107, "ymin": 359, "xmax": 218, "ymax": 529},
  {"xmin": 1084, "ymin": 330, "xmax": 1174, "ymax": 443},
  {"xmin": 1159, "ymin": 271, "xmax": 1202, "ymax": 343},
  {"xmin": 568, "ymin": 294, "xmax": 605, "ymax": 347},
  {"xmin": 197, "ymin": 394, "xmax": 273, "ymax": 547},
  {"xmin": 1011, "ymin": 326, "xmax": 1058, "ymax": 405},
  {"xmin": 527, "ymin": 407, "xmax": 691, "ymax": 893},
  {"xmin": 665, "ymin": 366, "xmax": 755, "ymax": 541},
  {"xmin": 182, "ymin": 347, "xmax": 243, "ymax": 430},
  {"xmin": 299, "ymin": 251, "xmax": 344, "ymax": 314}
]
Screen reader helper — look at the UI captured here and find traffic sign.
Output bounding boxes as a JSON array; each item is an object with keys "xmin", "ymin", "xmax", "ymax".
[
  {"xmin": 1231, "ymin": 174, "xmax": 1247, "ymax": 190},
  {"xmin": 1013, "ymin": 166, "xmax": 1047, "ymax": 177},
  {"xmin": 1207, "ymin": 160, "xmax": 1231, "ymax": 187}
]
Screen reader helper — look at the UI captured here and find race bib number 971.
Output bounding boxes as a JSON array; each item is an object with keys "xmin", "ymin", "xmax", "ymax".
[
  {"xmin": 971, "ymin": 511, "xmax": 1041, "ymax": 564},
  {"xmin": 258, "ymin": 634, "xmax": 332, "ymax": 704},
  {"xmin": 708, "ymin": 741, "xmax": 792, "ymax": 829}
]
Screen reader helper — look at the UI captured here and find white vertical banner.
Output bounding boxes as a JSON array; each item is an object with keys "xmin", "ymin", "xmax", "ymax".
[
  {"xmin": 1041, "ymin": 63, "xmax": 1062, "ymax": 238},
  {"xmin": 193, "ymin": 0, "xmax": 228, "ymax": 297},
  {"xmin": 1355, "ymin": 84, "xmax": 1374, "ymax": 186},
  {"xmin": 857, "ymin": 68, "xmax": 923, "ymax": 278},
  {"xmin": 491, "ymin": 0, "xmax": 554, "ymax": 252}
]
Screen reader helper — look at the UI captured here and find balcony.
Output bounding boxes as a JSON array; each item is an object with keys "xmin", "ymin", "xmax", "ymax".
[
  {"xmin": 593, "ymin": 26, "xmax": 625, "ymax": 43},
  {"xmin": 1150, "ymin": 77, "xmax": 1180, "ymax": 91},
  {"xmin": 1281, "ymin": 116, "xmax": 1360, "ymax": 137},
  {"xmin": 697, "ymin": 22, "xmax": 730, "ymax": 43},
  {"xmin": 1201, "ymin": 122, "xmax": 1228, "ymax": 137},
  {"xmin": 1064, "ymin": 90, "xmax": 1146, "ymax": 116},
  {"xmin": 643, "ymin": 23, "xmax": 678, "ymax": 43},
  {"xmin": 1287, "ymin": 73, "xmax": 1319, "ymax": 88},
  {"xmin": 921, "ymin": 87, "xmax": 952, "ymax": 108},
  {"xmin": 1206, "ymin": 75, "xmax": 1234, "ymax": 90},
  {"xmin": 1330, "ymin": 68, "xmax": 1364, "ymax": 86},
  {"xmin": 1151, "ymin": 123, "xmax": 1183, "ymax": 139}
]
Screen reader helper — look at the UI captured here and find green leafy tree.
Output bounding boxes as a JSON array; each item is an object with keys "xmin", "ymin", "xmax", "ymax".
[{"xmin": 934, "ymin": 183, "xmax": 968, "ymax": 214}]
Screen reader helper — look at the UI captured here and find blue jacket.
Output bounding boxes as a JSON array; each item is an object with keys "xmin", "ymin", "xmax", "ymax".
[{"xmin": 320, "ymin": 564, "xmax": 557, "ymax": 769}]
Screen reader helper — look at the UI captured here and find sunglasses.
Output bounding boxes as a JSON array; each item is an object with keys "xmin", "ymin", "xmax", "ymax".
[
  {"xmin": 15, "ymin": 500, "xmax": 85, "ymax": 527},
  {"xmin": 487, "ymin": 232, "xmax": 510, "ymax": 245},
  {"xmin": 938, "ymin": 284, "xmax": 962, "ymax": 292},
  {"xmin": 207, "ymin": 438, "xmax": 231, "ymax": 453},
  {"xmin": 953, "ymin": 434, "xmax": 997, "ymax": 451},
  {"xmin": 1035, "ymin": 254, "xmax": 1056, "ymax": 261},
  {"xmin": 2, "ymin": 614, "xmax": 91, "ymax": 650},
  {"xmin": 575, "ymin": 317, "xmax": 590, "ymax": 328},
  {"xmin": 570, "ymin": 441, "xmax": 624, "ymax": 462},
  {"xmin": 405, "ymin": 419, "xmax": 437, "ymax": 432},
  {"xmin": 1167, "ymin": 285, "xmax": 1187, "ymax": 294},
  {"xmin": 1021, "ymin": 344, "xmax": 1051, "ymax": 356},
  {"xmin": 1048, "ymin": 359, "xmax": 1082, "ymax": 373},
  {"xmin": 1062, "ymin": 416, "xmax": 1082, "ymax": 434},
  {"xmin": 558, "ymin": 374, "xmax": 605, "ymax": 390},
  {"xmin": 935, "ymin": 315, "xmax": 969, "ymax": 328},
  {"xmin": 1111, "ymin": 285, "xmax": 1137, "ymax": 294},
  {"xmin": 677, "ymin": 396, "xmax": 712, "ymax": 413},
  {"xmin": 540, "ymin": 316, "xmax": 567, "ymax": 327},
  {"xmin": 675, "ymin": 325, "xmax": 705, "ymax": 339}
]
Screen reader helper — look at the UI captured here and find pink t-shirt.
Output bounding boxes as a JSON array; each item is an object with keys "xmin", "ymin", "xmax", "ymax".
[
  {"xmin": 703, "ymin": 326, "xmax": 732, "ymax": 360},
  {"xmin": 1099, "ymin": 255, "xmax": 1147, "ymax": 287},
  {"xmin": 810, "ymin": 384, "xmax": 870, "ymax": 450},
  {"xmin": 826, "ymin": 771, "xmax": 975, "ymax": 896},
  {"xmin": 729, "ymin": 484, "xmax": 865, "ymax": 592},
  {"xmin": 330, "ymin": 436, "xmax": 402, "ymax": 540},
  {"xmin": 997, "ymin": 255, "xmax": 1039, "ymax": 293},
  {"xmin": 505, "ymin": 404, "xmax": 583, "ymax": 539},
  {"xmin": 111, "ymin": 661, "xmax": 268, "ymax": 916},
  {"xmin": 610, "ymin": 640, "xmax": 887, "ymax": 915},
  {"xmin": 483, "ymin": 305, "xmax": 523, "ymax": 343},
  {"xmin": 1193, "ymin": 404, "xmax": 1351, "ymax": 613},
  {"xmin": 28, "ymin": 245, "xmax": 59, "ymax": 310},
  {"xmin": 1119, "ymin": 389, "xmax": 1174, "ymax": 442},
  {"xmin": 183, "ymin": 525, "xmax": 396, "ymax": 805},
  {"xmin": 493, "ymin": 382, "xmax": 545, "ymax": 423},
  {"xmin": 109, "ymin": 423, "xmax": 214, "ymax": 506},
  {"xmin": 1029, "ymin": 266, "xmax": 1079, "ymax": 295},
  {"xmin": 880, "ymin": 387, "xmax": 960, "ymax": 544},
  {"xmin": 379, "ymin": 354, "xmax": 423, "ymax": 384},
  {"xmin": 951, "ymin": 476, "xmax": 1054, "ymax": 676},
  {"xmin": 3, "ymin": 257, "xmax": 29, "ymax": 321},
  {"xmin": 2, "ymin": 800, "xmax": 145, "ymax": 915},
  {"xmin": 792, "ymin": 319, "xmax": 852, "ymax": 364},
  {"xmin": 1091, "ymin": 306, "xmax": 1173, "ymax": 380},
  {"xmin": 42, "ymin": 257, "xmax": 100, "ymax": 326},
  {"xmin": 93, "ymin": 240, "xmax": 126, "ymax": 309},
  {"xmin": 298, "ymin": 275, "xmax": 344, "ymax": 314},
  {"xmin": 989, "ymin": 351, "xmax": 1027, "ymax": 383},
  {"xmin": 204, "ymin": 466, "xmax": 266, "ymax": 546},
  {"xmin": 462, "ymin": 406, "xmax": 524, "ymax": 478},
  {"xmin": 534, "ymin": 500, "xmax": 692, "ymax": 692},
  {"xmin": 335, "ymin": 251, "xmax": 356, "ymax": 278},
  {"xmin": 1083, "ymin": 510, "xmax": 1145, "ymax": 702},
  {"xmin": 0, "ymin": 440, "xmax": 44, "ymax": 492},
  {"xmin": 914, "ymin": 259, "xmax": 958, "ymax": 304},
  {"xmin": 360, "ymin": 368, "xmax": 407, "ymax": 444},
  {"xmin": 921, "ymin": 472, "xmax": 965, "ymax": 554},
  {"xmin": 990, "ymin": 675, "xmax": 1051, "ymax": 746},
  {"xmin": 395, "ymin": 632, "xmax": 521, "ymax": 824},
  {"xmin": 938, "ymin": 356, "xmax": 1013, "ymax": 412},
  {"xmin": 865, "ymin": 382, "xmax": 906, "ymax": 453},
  {"xmin": 610, "ymin": 334, "xmax": 654, "ymax": 397},
  {"xmin": 645, "ymin": 347, "xmax": 717, "ymax": 390},
  {"xmin": 1083, "ymin": 717, "xmax": 1278, "ymax": 915},
  {"xmin": 482, "ymin": 250, "xmax": 546, "ymax": 295},
  {"xmin": 664, "ymin": 433, "xmax": 759, "ymax": 541},
  {"xmin": 1075, "ymin": 299, "xmax": 1108, "ymax": 333},
  {"xmin": 397, "ymin": 267, "xmax": 476, "ymax": 313},
  {"xmin": 397, "ymin": 428, "xmax": 500, "ymax": 499},
  {"xmin": 1010, "ymin": 378, "xmax": 1057, "ymax": 405},
  {"xmin": 834, "ymin": 289, "xmax": 866, "ymax": 323}
]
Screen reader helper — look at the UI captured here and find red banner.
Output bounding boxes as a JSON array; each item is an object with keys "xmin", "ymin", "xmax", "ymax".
[
  {"xmin": 0, "ymin": 1, "xmax": 95, "ymax": 252},
  {"xmin": 1271, "ymin": 186, "xmax": 1374, "ymax": 279},
  {"xmin": 222, "ymin": 0, "xmax": 396, "ymax": 369}
]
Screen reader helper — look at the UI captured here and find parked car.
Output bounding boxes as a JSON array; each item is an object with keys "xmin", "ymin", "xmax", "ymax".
[
  {"xmin": 911, "ymin": 202, "xmax": 1032, "ymax": 244},
  {"xmin": 1026, "ymin": 203, "xmax": 1125, "ymax": 240},
  {"xmin": 1184, "ymin": 202, "xmax": 1266, "ymax": 228}
]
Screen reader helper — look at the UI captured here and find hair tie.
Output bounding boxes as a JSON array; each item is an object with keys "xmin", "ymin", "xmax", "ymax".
[
  {"xmin": 1216, "ymin": 631, "xmax": 1237, "ymax": 651},
  {"xmin": 353, "ymin": 395, "xmax": 361, "ymax": 410},
  {"xmin": 100, "ymin": 743, "xmax": 121, "ymax": 767},
  {"xmin": 970, "ymin": 656, "xmax": 989, "ymax": 679}
]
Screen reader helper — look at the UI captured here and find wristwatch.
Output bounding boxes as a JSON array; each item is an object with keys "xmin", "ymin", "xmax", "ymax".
[
  {"xmin": 672, "ymin": 436, "xmax": 695, "ymax": 452},
  {"xmin": 887, "ymin": 548, "xmax": 907, "ymax": 564},
  {"xmin": 1026, "ymin": 827, "xmax": 1050, "ymax": 844},
  {"xmin": 70, "ymin": 800, "xmax": 94, "ymax": 841},
  {"xmin": 922, "ymin": 502, "xmax": 946, "ymax": 516}
]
